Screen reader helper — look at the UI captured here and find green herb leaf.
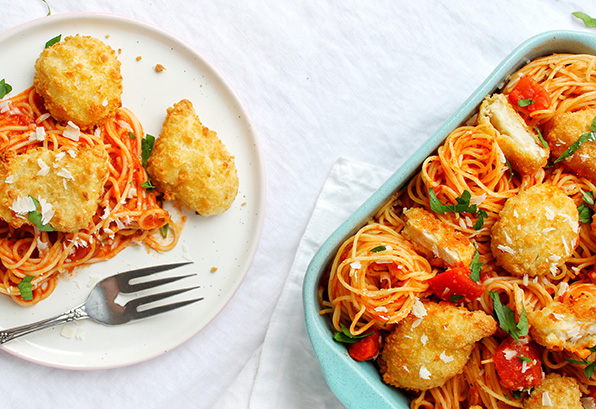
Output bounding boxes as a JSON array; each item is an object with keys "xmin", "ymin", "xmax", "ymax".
[
  {"xmin": 554, "ymin": 131, "xmax": 596, "ymax": 163},
  {"xmin": 128, "ymin": 132, "xmax": 137, "ymax": 139},
  {"xmin": 579, "ymin": 191, "xmax": 595, "ymax": 224},
  {"xmin": 0, "ymin": 79, "xmax": 12, "ymax": 99},
  {"xmin": 17, "ymin": 276, "xmax": 34, "ymax": 301},
  {"xmin": 532, "ymin": 126, "xmax": 549, "ymax": 149},
  {"xmin": 489, "ymin": 291, "xmax": 528, "ymax": 342},
  {"xmin": 573, "ymin": 11, "xmax": 596, "ymax": 28},
  {"xmin": 141, "ymin": 179, "xmax": 155, "ymax": 191},
  {"xmin": 45, "ymin": 34, "xmax": 61, "ymax": 49},
  {"xmin": 470, "ymin": 245, "xmax": 483, "ymax": 282},
  {"xmin": 141, "ymin": 134, "xmax": 155, "ymax": 165},
  {"xmin": 370, "ymin": 245, "xmax": 387, "ymax": 253},
  {"xmin": 160, "ymin": 223, "xmax": 169, "ymax": 238},
  {"xmin": 511, "ymin": 390, "xmax": 521, "ymax": 400},
  {"xmin": 42, "ymin": 0, "xmax": 52, "ymax": 15},
  {"xmin": 505, "ymin": 157, "xmax": 514, "ymax": 181},
  {"xmin": 27, "ymin": 196, "xmax": 55, "ymax": 231},
  {"xmin": 516, "ymin": 356, "xmax": 532, "ymax": 363},
  {"xmin": 473, "ymin": 209, "xmax": 488, "ymax": 230},
  {"xmin": 450, "ymin": 295, "xmax": 464, "ymax": 302},
  {"xmin": 517, "ymin": 98, "xmax": 535, "ymax": 107},
  {"xmin": 333, "ymin": 323, "xmax": 374, "ymax": 344}
]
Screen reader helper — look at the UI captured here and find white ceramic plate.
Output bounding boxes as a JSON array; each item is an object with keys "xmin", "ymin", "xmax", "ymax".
[{"xmin": 0, "ymin": 13, "xmax": 265, "ymax": 369}]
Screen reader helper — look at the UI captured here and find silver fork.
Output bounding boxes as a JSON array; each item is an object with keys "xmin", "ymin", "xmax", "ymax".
[{"xmin": 0, "ymin": 262, "xmax": 202, "ymax": 345}]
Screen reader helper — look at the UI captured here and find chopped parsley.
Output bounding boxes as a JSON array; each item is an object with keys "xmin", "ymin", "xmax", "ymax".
[
  {"xmin": 554, "ymin": 116, "xmax": 596, "ymax": 163},
  {"xmin": 45, "ymin": 34, "xmax": 61, "ymax": 49},
  {"xmin": 429, "ymin": 189, "xmax": 488, "ymax": 230},
  {"xmin": 450, "ymin": 295, "xmax": 464, "ymax": 302},
  {"xmin": 141, "ymin": 179, "xmax": 155, "ymax": 191},
  {"xmin": 27, "ymin": 196, "xmax": 55, "ymax": 232},
  {"xmin": 565, "ymin": 346, "xmax": 596, "ymax": 379},
  {"xmin": 517, "ymin": 98, "xmax": 535, "ymax": 107},
  {"xmin": 333, "ymin": 323, "xmax": 374, "ymax": 344},
  {"xmin": 141, "ymin": 134, "xmax": 155, "ymax": 166},
  {"xmin": 489, "ymin": 291, "xmax": 528, "ymax": 342},
  {"xmin": 532, "ymin": 126, "xmax": 549, "ymax": 149},
  {"xmin": 17, "ymin": 276, "xmax": 34, "ymax": 301},
  {"xmin": 160, "ymin": 223, "xmax": 169, "ymax": 238},
  {"xmin": 0, "ymin": 79, "xmax": 12, "ymax": 99},
  {"xmin": 516, "ymin": 355, "xmax": 532, "ymax": 363},
  {"xmin": 469, "ymin": 245, "xmax": 483, "ymax": 282},
  {"xmin": 573, "ymin": 11, "xmax": 596, "ymax": 28},
  {"xmin": 578, "ymin": 191, "xmax": 595, "ymax": 224}
]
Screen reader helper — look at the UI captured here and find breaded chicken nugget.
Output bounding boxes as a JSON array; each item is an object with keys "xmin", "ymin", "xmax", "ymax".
[
  {"xmin": 478, "ymin": 94, "xmax": 549, "ymax": 175},
  {"xmin": 146, "ymin": 99, "xmax": 238, "ymax": 217},
  {"xmin": 522, "ymin": 373, "xmax": 582, "ymax": 409},
  {"xmin": 545, "ymin": 107, "xmax": 596, "ymax": 183},
  {"xmin": 377, "ymin": 301, "xmax": 496, "ymax": 391},
  {"xmin": 402, "ymin": 207, "xmax": 475, "ymax": 268},
  {"xmin": 529, "ymin": 292, "xmax": 596, "ymax": 359},
  {"xmin": 0, "ymin": 145, "xmax": 109, "ymax": 232},
  {"xmin": 34, "ymin": 35, "xmax": 122, "ymax": 129},
  {"xmin": 490, "ymin": 183, "xmax": 579, "ymax": 277}
]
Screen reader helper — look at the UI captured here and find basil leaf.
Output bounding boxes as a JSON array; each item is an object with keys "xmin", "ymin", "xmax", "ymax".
[
  {"xmin": 489, "ymin": 291, "xmax": 528, "ymax": 342},
  {"xmin": 160, "ymin": 223, "xmax": 169, "ymax": 238},
  {"xmin": 0, "ymin": 79, "xmax": 12, "ymax": 99},
  {"xmin": 27, "ymin": 196, "xmax": 55, "ymax": 232},
  {"xmin": 532, "ymin": 126, "xmax": 549, "ymax": 149},
  {"xmin": 370, "ymin": 245, "xmax": 387, "ymax": 253},
  {"xmin": 587, "ymin": 362, "xmax": 596, "ymax": 379},
  {"xmin": 573, "ymin": 11, "xmax": 596, "ymax": 28},
  {"xmin": 141, "ymin": 179, "xmax": 155, "ymax": 191},
  {"xmin": 473, "ymin": 209, "xmax": 488, "ymax": 230},
  {"xmin": 450, "ymin": 295, "xmax": 464, "ymax": 302},
  {"xmin": 45, "ymin": 34, "xmax": 61, "ymax": 49},
  {"xmin": 141, "ymin": 134, "xmax": 155, "ymax": 165},
  {"xmin": 429, "ymin": 189, "xmax": 472, "ymax": 214},
  {"xmin": 554, "ymin": 131, "xmax": 596, "ymax": 163},
  {"xmin": 17, "ymin": 276, "xmax": 34, "ymax": 301},
  {"xmin": 470, "ymin": 245, "xmax": 483, "ymax": 282},
  {"xmin": 333, "ymin": 323, "xmax": 374, "ymax": 344},
  {"xmin": 128, "ymin": 132, "xmax": 137, "ymax": 139},
  {"xmin": 505, "ymin": 157, "xmax": 514, "ymax": 181},
  {"xmin": 516, "ymin": 356, "xmax": 532, "ymax": 363},
  {"xmin": 517, "ymin": 98, "xmax": 535, "ymax": 107}
]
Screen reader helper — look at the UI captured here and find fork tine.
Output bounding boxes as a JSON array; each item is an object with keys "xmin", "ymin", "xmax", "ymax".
[
  {"xmin": 124, "ymin": 273, "xmax": 197, "ymax": 293},
  {"xmin": 116, "ymin": 262, "xmax": 194, "ymax": 293},
  {"xmin": 125, "ymin": 285, "xmax": 201, "ymax": 312},
  {"xmin": 131, "ymin": 297, "xmax": 204, "ymax": 320}
]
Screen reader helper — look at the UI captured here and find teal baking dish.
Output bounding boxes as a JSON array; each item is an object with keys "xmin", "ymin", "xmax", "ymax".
[{"xmin": 302, "ymin": 30, "xmax": 596, "ymax": 409}]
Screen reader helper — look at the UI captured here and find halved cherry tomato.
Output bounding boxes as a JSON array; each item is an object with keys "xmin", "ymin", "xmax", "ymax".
[
  {"xmin": 493, "ymin": 337, "xmax": 543, "ymax": 390},
  {"xmin": 348, "ymin": 329, "xmax": 381, "ymax": 362},
  {"xmin": 428, "ymin": 266, "xmax": 485, "ymax": 302},
  {"xmin": 508, "ymin": 76, "xmax": 551, "ymax": 114}
]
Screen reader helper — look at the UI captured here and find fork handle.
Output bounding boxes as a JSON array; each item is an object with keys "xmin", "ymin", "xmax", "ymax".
[{"xmin": 0, "ymin": 305, "xmax": 88, "ymax": 345}]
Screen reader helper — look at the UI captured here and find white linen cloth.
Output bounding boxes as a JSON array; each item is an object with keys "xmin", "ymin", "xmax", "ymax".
[
  {"xmin": 212, "ymin": 157, "xmax": 392, "ymax": 409},
  {"xmin": 0, "ymin": 1, "xmax": 592, "ymax": 408}
]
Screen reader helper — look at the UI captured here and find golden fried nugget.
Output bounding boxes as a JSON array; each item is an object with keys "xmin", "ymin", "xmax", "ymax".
[
  {"xmin": 146, "ymin": 99, "xmax": 239, "ymax": 217},
  {"xmin": 529, "ymin": 291, "xmax": 596, "ymax": 359},
  {"xmin": 522, "ymin": 373, "xmax": 582, "ymax": 409},
  {"xmin": 33, "ymin": 35, "xmax": 122, "ymax": 129},
  {"xmin": 402, "ymin": 207, "xmax": 475, "ymax": 268},
  {"xmin": 545, "ymin": 107, "xmax": 596, "ymax": 183},
  {"xmin": 377, "ymin": 301, "xmax": 496, "ymax": 391},
  {"xmin": 478, "ymin": 94, "xmax": 549, "ymax": 174},
  {"xmin": 490, "ymin": 183, "xmax": 579, "ymax": 277},
  {"xmin": 0, "ymin": 145, "xmax": 109, "ymax": 232}
]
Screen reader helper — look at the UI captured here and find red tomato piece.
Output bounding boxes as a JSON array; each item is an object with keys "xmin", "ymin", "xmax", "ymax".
[
  {"xmin": 348, "ymin": 329, "xmax": 381, "ymax": 362},
  {"xmin": 508, "ymin": 76, "xmax": 551, "ymax": 114},
  {"xmin": 493, "ymin": 337, "xmax": 543, "ymax": 390},
  {"xmin": 428, "ymin": 266, "xmax": 485, "ymax": 302}
]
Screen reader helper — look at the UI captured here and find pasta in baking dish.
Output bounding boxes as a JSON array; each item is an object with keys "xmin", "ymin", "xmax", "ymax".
[{"xmin": 320, "ymin": 53, "xmax": 596, "ymax": 408}]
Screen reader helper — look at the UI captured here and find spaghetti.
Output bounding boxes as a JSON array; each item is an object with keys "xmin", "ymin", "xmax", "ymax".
[
  {"xmin": 320, "ymin": 53, "xmax": 596, "ymax": 408},
  {"xmin": 0, "ymin": 87, "xmax": 182, "ymax": 306}
]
